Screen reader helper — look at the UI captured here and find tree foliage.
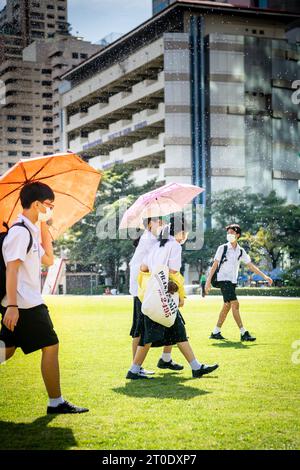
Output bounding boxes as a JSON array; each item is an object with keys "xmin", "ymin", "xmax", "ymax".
[
  {"xmin": 55, "ymin": 164, "xmax": 156, "ymax": 291},
  {"xmin": 57, "ymin": 173, "xmax": 300, "ymax": 288},
  {"xmin": 185, "ymin": 189, "xmax": 300, "ymax": 276}
]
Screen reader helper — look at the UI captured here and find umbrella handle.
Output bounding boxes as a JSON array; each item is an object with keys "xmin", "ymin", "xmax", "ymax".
[{"xmin": 2, "ymin": 221, "xmax": 9, "ymax": 232}]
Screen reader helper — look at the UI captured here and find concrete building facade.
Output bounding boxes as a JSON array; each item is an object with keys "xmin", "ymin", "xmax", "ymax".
[
  {"xmin": 60, "ymin": 1, "xmax": 300, "ymax": 208},
  {"xmin": 152, "ymin": 0, "xmax": 300, "ymax": 15}
]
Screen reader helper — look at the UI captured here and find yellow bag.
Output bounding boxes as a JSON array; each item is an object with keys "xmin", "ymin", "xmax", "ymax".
[{"xmin": 138, "ymin": 270, "xmax": 185, "ymax": 302}]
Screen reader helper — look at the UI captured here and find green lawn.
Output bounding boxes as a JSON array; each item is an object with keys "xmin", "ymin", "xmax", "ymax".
[{"xmin": 0, "ymin": 295, "xmax": 299, "ymax": 450}]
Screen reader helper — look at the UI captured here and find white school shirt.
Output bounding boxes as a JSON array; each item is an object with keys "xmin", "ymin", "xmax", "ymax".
[
  {"xmin": 145, "ymin": 236, "xmax": 182, "ymax": 273},
  {"xmin": 214, "ymin": 242, "xmax": 251, "ymax": 284},
  {"xmin": 1, "ymin": 214, "xmax": 45, "ymax": 309},
  {"xmin": 129, "ymin": 230, "xmax": 158, "ymax": 296}
]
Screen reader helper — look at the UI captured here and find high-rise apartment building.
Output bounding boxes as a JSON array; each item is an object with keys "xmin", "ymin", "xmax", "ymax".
[
  {"xmin": 0, "ymin": 0, "xmax": 102, "ymax": 173},
  {"xmin": 0, "ymin": 0, "xmax": 69, "ymax": 44}
]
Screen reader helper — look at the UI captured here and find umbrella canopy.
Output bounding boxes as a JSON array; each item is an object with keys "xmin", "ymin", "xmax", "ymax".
[
  {"xmin": 252, "ymin": 274, "xmax": 268, "ymax": 282},
  {"xmin": 119, "ymin": 182, "xmax": 204, "ymax": 229},
  {"xmin": 269, "ymin": 268, "xmax": 284, "ymax": 280},
  {"xmin": 0, "ymin": 152, "xmax": 102, "ymax": 239}
]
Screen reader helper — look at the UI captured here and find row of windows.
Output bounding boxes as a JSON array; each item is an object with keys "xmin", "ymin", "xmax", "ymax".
[
  {"xmin": 31, "ymin": 31, "xmax": 44, "ymax": 38},
  {"xmin": 72, "ymin": 52, "xmax": 88, "ymax": 59},
  {"xmin": 31, "ymin": 12, "xmax": 44, "ymax": 19},
  {"xmin": 32, "ymin": 21, "xmax": 67, "ymax": 31},
  {"xmin": 6, "ymin": 91, "xmax": 53, "ymax": 98},
  {"xmin": 31, "ymin": 21, "xmax": 44, "ymax": 28},
  {"xmin": 7, "ymin": 128, "xmax": 32, "ymax": 133},
  {"xmin": 7, "ymin": 105, "xmax": 54, "ymax": 112},
  {"xmin": 46, "ymin": 5, "xmax": 66, "ymax": 10},
  {"xmin": 7, "ymin": 116, "xmax": 32, "ymax": 121},
  {"xmin": 7, "ymin": 139, "xmax": 31, "ymax": 144},
  {"xmin": 31, "ymin": 12, "xmax": 66, "ymax": 20},
  {"xmin": 8, "ymin": 151, "xmax": 31, "ymax": 157},
  {"xmin": 7, "ymin": 139, "xmax": 53, "ymax": 145},
  {"xmin": 245, "ymin": 28, "xmax": 265, "ymax": 35},
  {"xmin": 8, "ymin": 152, "xmax": 56, "ymax": 158},
  {"xmin": 7, "ymin": 128, "xmax": 53, "ymax": 133}
]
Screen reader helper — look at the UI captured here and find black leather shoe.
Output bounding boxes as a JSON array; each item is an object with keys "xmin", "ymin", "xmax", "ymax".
[
  {"xmin": 241, "ymin": 331, "xmax": 256, "ymax": 342},
  {"xmin": 47, "ymin": 400, "xmax": 89, "ymax": 414},
  {"xmin": 210, "ymin": 332, "xmax": 226, "ymax": 340},
  {"xmin": 126, "ymin": 370, "xmax": 153, "ymax": 380},
  {"xmin": 157, "ymin": 358, "xmax": 184, "ymax": 371},
  {"xmin": 192, "ymin": 364, "xmax": 219, "ymax": 378}
]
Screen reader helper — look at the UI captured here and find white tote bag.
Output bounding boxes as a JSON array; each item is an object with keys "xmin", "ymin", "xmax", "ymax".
[{"xmin": 141, "ymin": 265, "xmax": 179, "ymax": 328}]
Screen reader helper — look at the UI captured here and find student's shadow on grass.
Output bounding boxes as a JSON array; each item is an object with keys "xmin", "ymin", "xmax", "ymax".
[
  {"xmin": 113, "ymin": 374, "xmax": 212, "ymax": 401},
  {"xmin": 210, "ymin": 340, "xmax": 258, "ymax": 350},
  {"xmin": 0, "ymin": 415, "xmax": 77, "ymax": 450}
]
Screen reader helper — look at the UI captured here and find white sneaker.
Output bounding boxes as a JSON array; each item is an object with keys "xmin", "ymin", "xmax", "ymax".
[{"xmin": 139, "ymin": 367, "xmax": 155, "ymax": 376}]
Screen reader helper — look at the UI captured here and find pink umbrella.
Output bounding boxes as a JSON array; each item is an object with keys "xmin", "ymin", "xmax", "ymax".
[{"xmin": 119, "ymin": 182, "xmax": 204, "ymax": 229}]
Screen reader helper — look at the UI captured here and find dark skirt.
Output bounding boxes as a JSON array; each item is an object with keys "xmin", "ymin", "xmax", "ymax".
[
  {"xmin": 130, "ymin": 296, "xmax": 144, "ymax": 338},
  {"xmin": 139, "ymin": 309, "xmax": 188, "ymax": 348}
]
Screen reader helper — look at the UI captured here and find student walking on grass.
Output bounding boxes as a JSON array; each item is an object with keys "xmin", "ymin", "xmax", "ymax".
[
  {"xmin": 200, "ymin": 272, "xmax": 206, "ymax": 298},
  {"xmin": 129, "ymin": 217, "xmax": 184, "ymax": 376},
  {"xmin": 0, "ymin": 182, "xmax": 88, "ymax": 414},
  {"xmin": 126, "ymin": 217, "xmax": 219, "ymax": 380},
  {"xmin": 206, "ymin": 223, "xmax": 273, "ymax": 342}
]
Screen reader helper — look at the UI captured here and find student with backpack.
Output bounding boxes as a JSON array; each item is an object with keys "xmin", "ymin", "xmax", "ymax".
[
  {"xmin": 0, "ymin": 182, "xmax": 89, "ymax": 414},
  {"xmin": 205, "ymin": 224, "xmax": 273, "ymax": 342}
]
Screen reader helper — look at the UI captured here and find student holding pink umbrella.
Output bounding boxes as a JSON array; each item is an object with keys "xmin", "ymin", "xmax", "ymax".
[
  {"xmin": 121, "ymin": 182, "xmax": 219, "ymax": 381},
  {"xmin": 126, "ymin": 215, "xmax": 219, "ymax": 380},
  {"xmin": 129, "ymin": 216, "xmax": 184, "ymax": 377}
]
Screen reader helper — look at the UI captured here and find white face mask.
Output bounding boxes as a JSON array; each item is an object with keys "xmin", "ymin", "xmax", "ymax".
[
  {"xmin": 38, "ymin": 205, "xmax": 52, "ymax": 223},
  {"xmin": 227, "ymin": 233, "xmax": 236, "ymax": 243}
]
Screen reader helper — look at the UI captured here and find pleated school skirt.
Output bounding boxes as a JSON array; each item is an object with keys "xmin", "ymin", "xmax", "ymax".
[
  {"xmin": 129, "ymin": 296, "xmax": 144, "ymax": 338},
  {"xmin": 139, "ymin": 309, "xmax": 188, "ymax": 348}
]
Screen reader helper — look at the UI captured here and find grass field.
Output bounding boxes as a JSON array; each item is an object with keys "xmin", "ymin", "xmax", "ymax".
[{"xmin": 0, "ymin": 295, "xmax": 299, "ymax": 450}]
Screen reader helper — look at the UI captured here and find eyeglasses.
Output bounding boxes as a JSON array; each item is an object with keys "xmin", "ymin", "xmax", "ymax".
[{"xmin": 42, "ymin": 201, "xmax": 55, "ymax": 210}]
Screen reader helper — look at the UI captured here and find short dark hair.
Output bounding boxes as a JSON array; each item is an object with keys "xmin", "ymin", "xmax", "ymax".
[
  {"xmin": 142, "ymin": 217, "xmax": 162, "ymax": 229},
  {"xmin": 159, "ymin": 214, "xmax": 186, "ymax": 247},
  {"xmin": 226, "ymin": 223, "xmax": 242, "ymax": 236},
  {"xmin": 20, "ymin": 182, "xmax": 55, "ymax": 209}
]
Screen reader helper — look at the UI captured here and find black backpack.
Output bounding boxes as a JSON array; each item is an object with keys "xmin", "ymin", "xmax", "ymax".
[
  {"xmin": 211, "ymin": 245, "xmax": 243, "ymax": 288},
  {"xmin": 0, "ymin": 221, "xmax": 33, "ymax": 302}
]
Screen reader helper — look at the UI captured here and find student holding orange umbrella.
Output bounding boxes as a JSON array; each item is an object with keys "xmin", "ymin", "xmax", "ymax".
[{"xmin": 0, "ymin": 153, "xmax": 101, "ymax": 414}]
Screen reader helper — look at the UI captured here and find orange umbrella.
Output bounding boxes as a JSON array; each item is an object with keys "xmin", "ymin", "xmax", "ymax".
[{"xmin": 0, "ymin": 152, "xmax": 102, "ymax": 239}]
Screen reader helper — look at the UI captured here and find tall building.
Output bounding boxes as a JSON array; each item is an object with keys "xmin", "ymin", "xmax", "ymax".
[
  {"xmin": 0, "ymin": 1, "xmax": 102, "ymax": 173},
  {"xmin": 60, "ymin": 0, "xmax": 300, "ymax": 211},
  {"xmin": 152, "ymin": 0, "xmax": 300, "ymax": 15},
  {"xmin": 0, "ymin": 0, "xmax": 69, "ymax": 44}
]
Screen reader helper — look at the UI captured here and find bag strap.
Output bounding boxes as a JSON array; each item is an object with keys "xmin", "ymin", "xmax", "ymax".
[
  {"xmin": 217, "ymin": 245, "xmax": 228, "ymax": 273},
  {"xmin": 238, "ymin": 248, "xmax": 243, "ymax": 261},
  {"xmin": 10, "ymin": 221, "xmax": 33, "ymax": 254}
]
